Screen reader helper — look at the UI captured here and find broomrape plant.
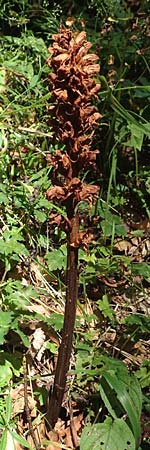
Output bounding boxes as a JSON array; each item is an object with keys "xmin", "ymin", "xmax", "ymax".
[{"xmin": 45, "ymin": 27, "xmax": 101, "ymax": 426}]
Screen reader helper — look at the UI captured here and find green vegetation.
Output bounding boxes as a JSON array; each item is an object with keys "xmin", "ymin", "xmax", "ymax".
[{"xmin": 0, "ymin": 1, "xmax": 150, "ymax": 449}]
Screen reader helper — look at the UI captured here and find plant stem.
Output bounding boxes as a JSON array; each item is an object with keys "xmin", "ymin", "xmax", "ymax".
[{"xmin": 47, "ymin": 209, "xmax": 79, "ymax": 427}]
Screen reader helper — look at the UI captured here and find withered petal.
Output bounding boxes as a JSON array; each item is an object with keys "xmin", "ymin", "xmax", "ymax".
[
  {"xmin": 75, "ymin": 46, "xmax": 89, "ymax": 60},
  {"xmin": 75, "ymin": 31, "xmax": 86, "ymax": 45},
  {"xmin": 82, "ymin": 54, "xmax": 99, "ymax": 64},
  {"xmin": 53, "ymin": 53, "xmax": 70, "ymax": 63},
  {"xmin": 46, "ymin": 186, "xmax": 65, "ymax": 201},
  {"xmin": 89, "ymin": 112, "xmax": 102, "ymax": 123},
  {"xmin": 90, "ymin": 83, "xmax": 101, "ymax": 96},
  {"xmin": 78, "ymin": 183, "xmax": 99, "ymax": 204},
  {"xmin": 53, "ymin": 88, "xmax": 68, "ymax": 101},
  {"xmin": 68, "ymin": 177, "xmax": 82, "ymax": 190},
  {"xmin": 84, "ymin": 64, "xmax": 100, "ymax": 75}
]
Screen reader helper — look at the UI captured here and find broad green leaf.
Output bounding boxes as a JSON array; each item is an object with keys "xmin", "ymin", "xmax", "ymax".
[
  {"xmin": 0, "ymin": 311, "xmax": 13, "ymax": 344},
  {"xmin": 97, "ymin": 295, "xmax": 114, "ymax": 321},
  {"xmin": 134, "ymin": 78, "xmax": 150, "ymax": 98},
  {"xmin": 45, "ymin": 246, "xmax": 67, "ymax": 271},
  {"xmin": 100, "ymin": 356, "xmax": 129, "ymax": 375},
  {"xmin": 0, "ymin": 364, "xmax": 12, "ymax": 387},
  {"xmin": 46, "ymin": 342, "xmax": 58, "ymax": 353},
  {"xmin": 136, "ymin": 366, "xmax": 150, "ymax": 389},
  {"xmin": 127, "ymin": 123, "xmax": 144, "ymax": 151},
  {"xmin": 0, "ymin": 229, "xmax": 29, "ymax": 257},
  {"xmin": 0, "ymin": 192, "xmax": 8, "ymax": 204},
  {"xmin": 124, "ymin": 314, "xmax": 150, "ymax": 334},
  {"xmin": 46, "ymin": 312, "xmax": 64, "ymax": 331},
  {"xmin": 0, "ymin": 351, "xmax": 22, "ymax": 377},
  {"xmin": 103, "ymin": 372, "xmax": 141, "ymax": 446},
  {"xmin": 30, "ymin": 167, "xmax": 50, "ymax": 187},
  {"xmin": 101, "ymin": 212, "xmax": 127, "ymax": 237},
  {"xmin": 131, "ymin": 263, "xmax": 150, "ymax": 279},
  {"xmin": 80, "ymin": 417, "xmax": 135, "ymax": 450},
  {"xmin": 34, "ymin": 209, "xmax": 47, "ymax": 223},
  {"xmin": 4, "ymin": 281, "xmax": 38, "ymax": 309},
  {"xmin": 100, "ymin": 378, "xmax": 120, "ymax": 419},
  {"xmin": 36, "ymin": 198, "xmax": 53, "ymax": 209}
]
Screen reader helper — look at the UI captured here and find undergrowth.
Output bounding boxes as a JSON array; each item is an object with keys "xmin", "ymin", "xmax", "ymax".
[{"xmin": 0, "ymin": 1, "xmax": 150, "ymax": 449}]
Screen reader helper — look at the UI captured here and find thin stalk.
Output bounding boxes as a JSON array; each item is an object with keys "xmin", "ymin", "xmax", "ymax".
[{"xmin": 47, "ymin": 211, "xmax": 79, "ymax": 427}]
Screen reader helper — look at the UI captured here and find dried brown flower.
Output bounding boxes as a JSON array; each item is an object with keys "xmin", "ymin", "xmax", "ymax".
[
  {"xmin": 46, "ymin": 27, "xmax": 102, "ymax": 241},
  {"xmin": 46, "ymin": 27, "xmax": 101, "ymax": 182}
]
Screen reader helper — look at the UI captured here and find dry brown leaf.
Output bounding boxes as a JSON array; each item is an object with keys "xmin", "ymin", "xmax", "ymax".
[
  {"xmin": 46, "ymin": 430, "xmax": 62, "ymax": 450},
  {"xmin": 64, "ymin": 414, "xmax": 83, "ymax": 448},
  {"xmin": 114, "ymin": 238, "xmax": 131, "ymax": 253},
  {"xmin": 32, "ymin": 327, "xmax": 46, "ymax": 351},
  {"xmin": 27, "ymin": 303, "xmax": 50, "ymax": 316},
  {"xmin": 101, "ymin": 331, "xmax": 116, "ymax": 343},
  {"xmin": 10, "ymin": 385, "xmax": 37, "ymax": 417}
]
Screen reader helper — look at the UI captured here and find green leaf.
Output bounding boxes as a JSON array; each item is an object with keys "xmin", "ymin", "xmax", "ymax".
[
  {"xmin": 4, "ymin": 281, "xmax": 38, "ymax": 310},
  {"xmin": 10, "ymin": 431, "xmax": 32, "ymax": 449},
  {"xmin": 0, "ymin": 192, "xmax": 9, "ymax": 204},
  {"xmin": 124, "ymin": 314, "xmax": 150, "ymax": 334},
  {"xmin": 46, "ymin": 312, "xmax": 64, "ymax": 331},
  {"xmin": 0, "ymin": 229, "xmax": 29, "ymax": 257},
  {"xmin": 36, "ymin": 198, "xmax": 52, "ymax": 209},
  {"xmin": 0, "ymin": 430, "xmax": 7, "ymax": 450},
  {"xmin": 110, "ymin": 95, "xmax": 150, "ymax": 137},
  {"xmin": 45, "ymin": 245, "xmax": 67, "ymax": 271},
  {"xmin": 46, "ymin": 342, "xmax": 58, "ymax": 353},
  {"xmin": 30, "ymin": 167, "xmax": 50, "ymax": 187},
  {"xmin": 34, "ymin": 209, "xmax": 47, "ymax": 223},
  {"xmin": 0, "ymin": 351, "xmax": 22, "ymax": 377},
  {"xmin": 0, "ymin": 364, "xmax": 12, "ymax": 388},
  {"xmin": 99, "ymin": 378, "xmax": 121, "ymax": 420},
  {"xmin": 136, "ymin": 366, "xmax": 150, "ymax": 389},
  {"xmin": 12, "ymin": 322, "xmax": 30, "ymax": 347},
  {"xmin": 101, "ymin": 211, "xmax": 127, "ymax": 237},
  {"xmin": 0, "ymin": 68, "xmax": 6, "ymax": 93},
  {"xmin": 127, "ymin": 123, "xmax": 144, "ymax": 151},
  {"xmin": 29, "ymin": 74, "xmax": 39, "ymax": 89},
  {"xmin": 5, "ymin": 394, "xmax": 12, "ymax": 424},
  {"xmin": 0, "ymin": 311, "xmax": 13, "ymax": 344},
  {"xmin": 97, "ymin": 295, "xmax": 114, "ymax": 321},
  {"xmin": 80, "ymin": 417, "xmax": 135, "ymax": 450},
  {"xmin": 131, "ymin": 263, "xmax": 150, "ymax": 280},
  {"xmin": 102, "ymin": 372, "xmax": 142, "ymax": 446}
]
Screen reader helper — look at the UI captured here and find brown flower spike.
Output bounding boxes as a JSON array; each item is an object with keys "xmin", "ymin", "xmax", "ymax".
[{"xmin": 46, "ymin": 27, "xmax": 101, "ymax": 427}]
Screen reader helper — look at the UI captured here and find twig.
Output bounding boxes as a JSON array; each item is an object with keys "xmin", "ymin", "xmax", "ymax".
[
  {"xmin": 3, "ymin": 122, "xmax": 53, "ymax": 138},
  {"xmin": 18, "ymin": 126, "xmax": 53, "ymax": 138}
]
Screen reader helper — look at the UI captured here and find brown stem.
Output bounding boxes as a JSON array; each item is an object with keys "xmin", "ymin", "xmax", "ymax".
[{"xmin": 47, "ymin": 210, "xmax": 79, "ymax": 427}]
